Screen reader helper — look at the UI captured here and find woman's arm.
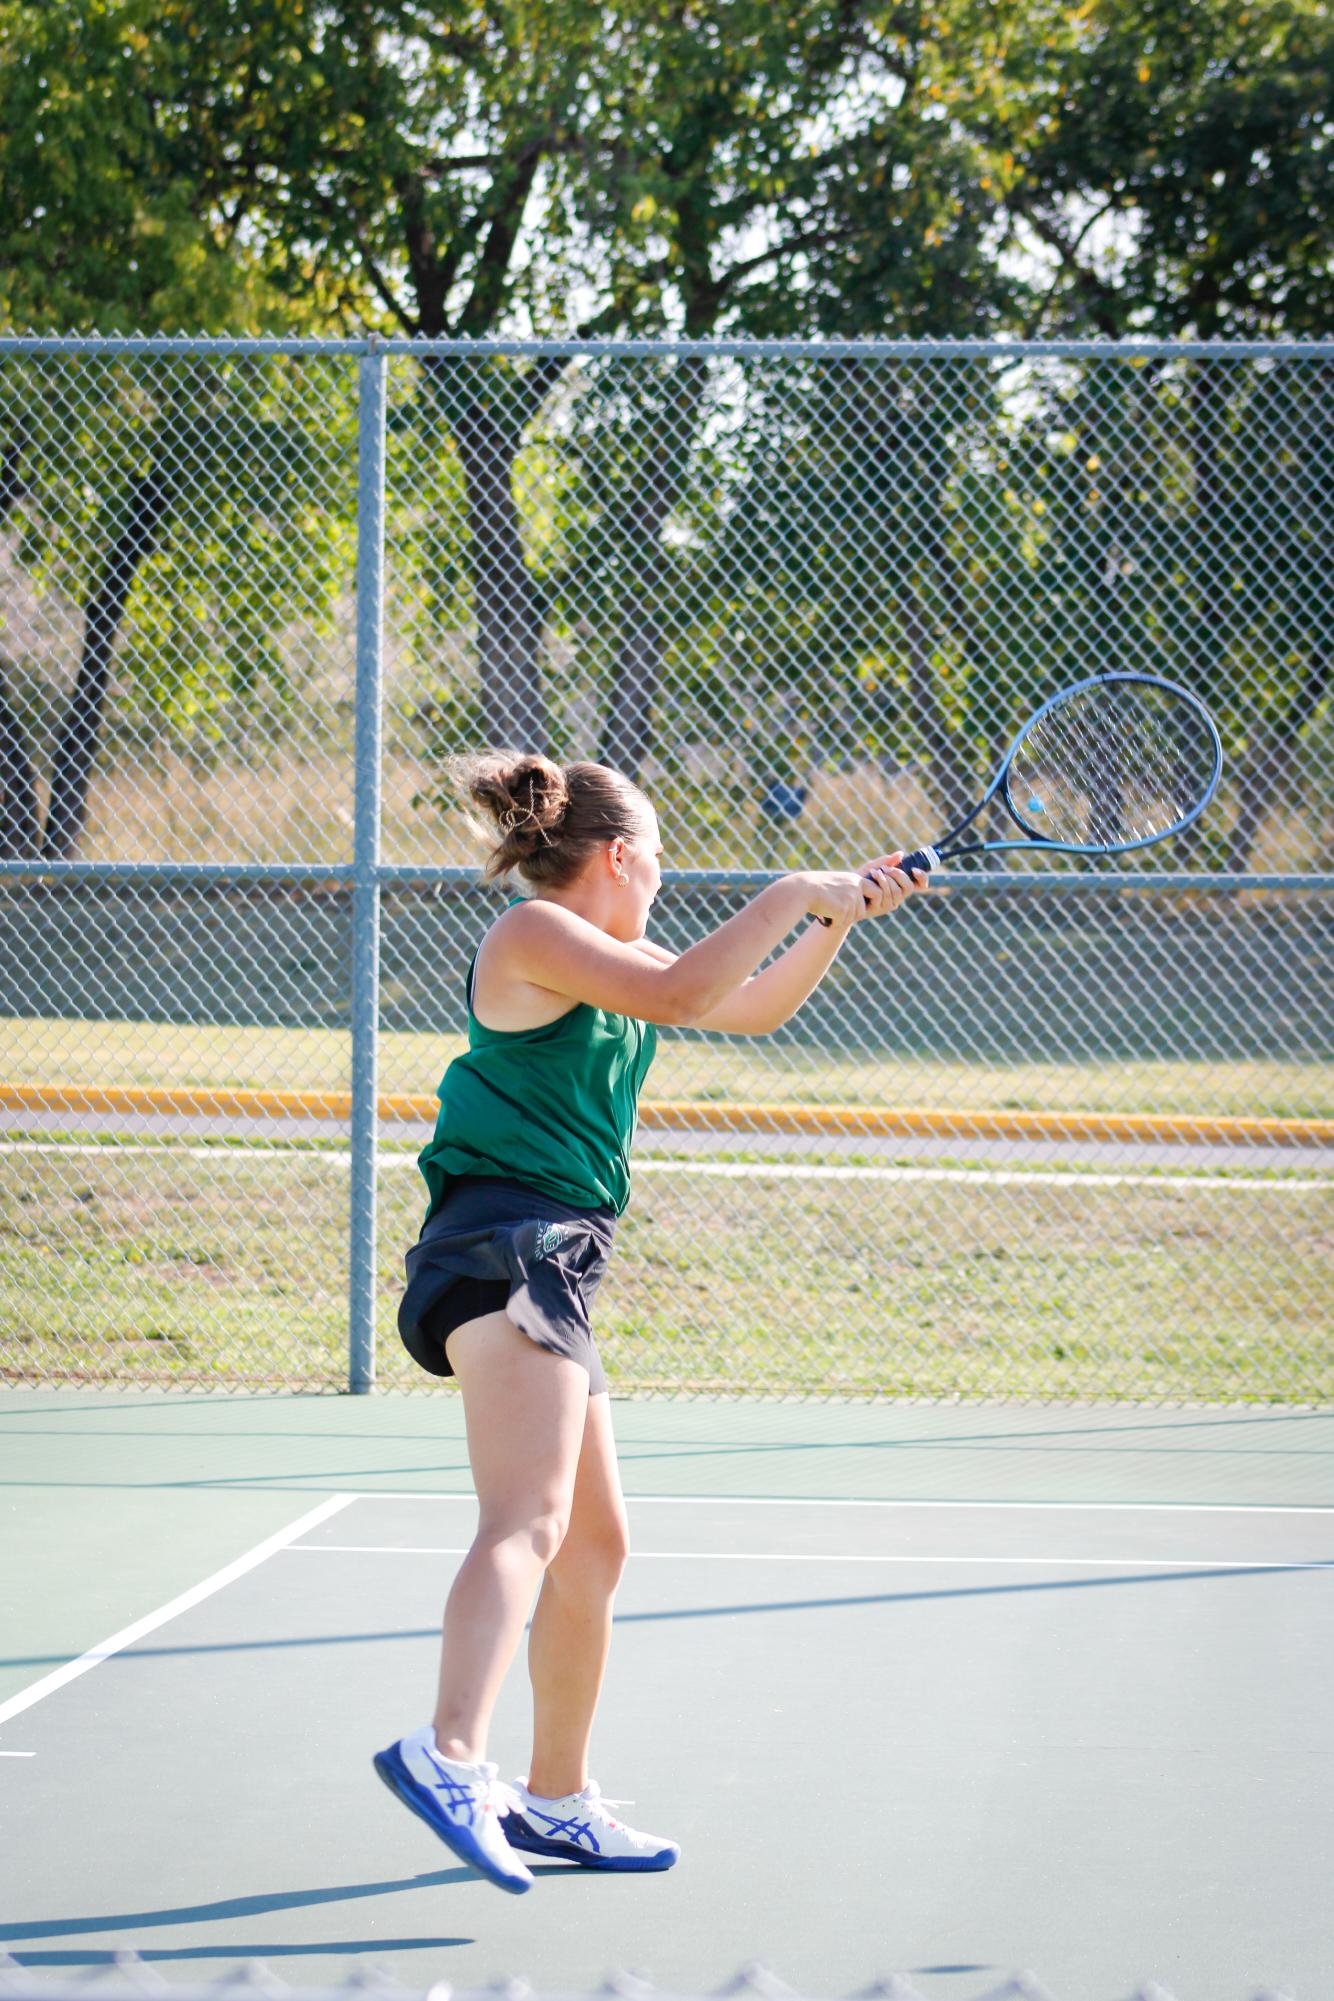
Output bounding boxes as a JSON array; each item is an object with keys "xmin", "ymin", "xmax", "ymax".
[
  {"xmin": 692, "ymin": 920, "xmax": 847, "ymax": 1033},
  {"xmin": 637, "ymin": 854, "xmax": 920, "ymax": 1033},
  {"xmin": 495, "ymin": 870, "xmax": 872, "ymax": 1027}
]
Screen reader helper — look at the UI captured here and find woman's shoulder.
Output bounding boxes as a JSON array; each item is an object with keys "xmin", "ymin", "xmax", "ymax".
[
  {"xmin": 475, "ymin": 900, "xmax": 681, "ymax": 1029},
  {"xmin": 480, "ymin": 895, "xmax": 620, "ymax": 979},
  {"xmin": 471, "ymin": 902, "xmax": 584, "ymax": 1032},
  {"xmin": 472, "ymin": 897, "xmax": 557, "ymax": 977},
  {"xmin": 474, "ymin": 894, "xmax": 554, "ymax": 952}
]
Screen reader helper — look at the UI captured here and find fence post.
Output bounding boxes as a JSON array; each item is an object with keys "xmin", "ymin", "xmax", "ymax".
[{"xmin": 349, "ymin": 341, "xmax": 387, "ymax": 1394}]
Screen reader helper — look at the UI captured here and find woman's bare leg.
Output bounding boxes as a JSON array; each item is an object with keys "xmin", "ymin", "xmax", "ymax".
[
  {"xmin": 432, "ymin": 1310, "xmax": 590, "ymax": 1763},
  {"xmin": 525, "ymin": 1390, "xmax": 629, "ymax": 1799}
]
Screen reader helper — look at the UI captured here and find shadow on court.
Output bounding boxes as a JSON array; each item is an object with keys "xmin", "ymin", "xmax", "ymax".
[
  {"xmin": 1, "ymin": 1558, "xmax": 1308, "ymax": 1677},
  {"xmin": 7, "ymin": 1946, "xmax": 473, "ymax": 1966},
  {"xmin": 0, "ymin": 1869, "xmax": 478, "ymax": 1945}
]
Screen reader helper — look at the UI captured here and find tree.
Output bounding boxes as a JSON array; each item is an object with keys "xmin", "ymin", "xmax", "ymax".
[
  {"xmin": 194, "ymin": 0, "xmax": 623, "ymax": 752},
  {"xmin": 0, "ymin": 350, "xmax": 359, "ymax": 859},
  {"xmin": 179, "ymin": 0, "xmax": 1040, "ymax": 785},
  {"xmin": 990, "ymin": 0, "xmax": 1334, "ymax": 861},
  {"xmin": 1005, "ymin": 0, "xmax": 1334, "ymax": 340},
  {"xmin": 549, "ymin": 0, "xmax": 1033, "ymax": 788},
  {"xmin": 5, "ymin": 0, "xmax": 1329, "ymax": 863},
  {"xmin": 0, "ymin": 0, "xmax": 350, "ymax": 857},
  {"xmin": 0, "ymin": 0, "xmax": 332, "ymax": 334}
]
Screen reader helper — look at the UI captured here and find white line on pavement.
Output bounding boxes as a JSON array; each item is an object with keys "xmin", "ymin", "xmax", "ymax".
[
  {"xmin": 283, "ymin": 1543, "xmax": 1334, "ymax": 1569},
  {"xmin": 0, "ymin": 1494, "xmax": 357, "ymax": 1728},
  {"xmin": 347, "ymin": 1492, "xmax": 1334, "ymax": 1515}
]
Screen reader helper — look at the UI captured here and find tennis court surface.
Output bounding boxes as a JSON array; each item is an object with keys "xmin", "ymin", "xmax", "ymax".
[{"xmin": 3, "ymin": 1390, "xmax": 1332, "ymax": 1999}]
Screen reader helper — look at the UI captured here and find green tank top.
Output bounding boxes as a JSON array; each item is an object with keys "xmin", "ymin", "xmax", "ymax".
[{"xmin": 417, "ymin": 941, "xmax": 658, "ymax": 1220}]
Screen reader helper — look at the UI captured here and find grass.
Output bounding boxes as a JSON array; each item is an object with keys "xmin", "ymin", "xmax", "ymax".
[
  {"xmin": 2, "ymin": 1138, "xmax": 1329, "ymax": 1400},
  {"xmin": 5, "ymin": 962, "xmax": 1328, "ymax": 1398},
  {"xmin": 5, "ymin": 1016, "xmax": 1332, "ymax": 1120}
]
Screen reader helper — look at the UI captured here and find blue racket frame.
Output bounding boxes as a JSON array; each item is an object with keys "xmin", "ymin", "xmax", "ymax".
[{"xmin": 899, "ymin": 670, "xmax": 1224, "ymax": 876}]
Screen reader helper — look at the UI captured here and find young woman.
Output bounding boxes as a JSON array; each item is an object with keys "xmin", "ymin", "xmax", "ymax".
[{"xmin": 374, "ymin": 751, "xmax": 923, "ymax": 1893}]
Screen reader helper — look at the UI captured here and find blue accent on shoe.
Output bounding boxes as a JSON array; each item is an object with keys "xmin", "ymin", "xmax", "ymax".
[
  {"xmin": 521, "ymin": 1804, "xmax": 602, "ymax": 1852},
  {"xmin": 500, "ymin": 1808, "xmax": 679, "ymax": 1872},
  {"xmin": 372, "ymin": 1743, "xmax": 530, "ymax": 1894}
]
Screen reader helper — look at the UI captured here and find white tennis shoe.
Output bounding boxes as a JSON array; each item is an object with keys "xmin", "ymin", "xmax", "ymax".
[
  {"xmin": 373, "ymin": 1726, "xmax": 534, "ymax": 1894},
  {"xmin": 501, "ymin": 1778, "xmax": 680, "ymax": 1872}
]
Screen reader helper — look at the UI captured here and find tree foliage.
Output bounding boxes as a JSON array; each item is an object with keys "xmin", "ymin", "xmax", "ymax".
[
  {"xmin": 1007, "ymin": 0, "xmax": 1334, "ymax": 339},
  {"xmin": 1, "ymin": 0, "xmax": 1330, "ymax": 861}
]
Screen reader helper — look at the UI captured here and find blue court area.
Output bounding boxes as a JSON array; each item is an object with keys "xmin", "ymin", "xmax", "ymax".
[{"xmin": 2, "ymin": 1391, "xmax": 1332, "ymax": 2000}]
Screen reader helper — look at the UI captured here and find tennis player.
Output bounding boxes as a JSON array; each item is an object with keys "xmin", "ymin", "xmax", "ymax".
[{"xmin": 374, "ymin": 751, "xmax": 922, "ymax": 1892}]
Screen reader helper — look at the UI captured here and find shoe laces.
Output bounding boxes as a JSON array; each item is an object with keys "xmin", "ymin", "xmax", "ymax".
[
  {"xmin": 486, "ymin": 1774, "xmax": 526, "ymax": 1817},
  {"xmin": 571, "ymin": 1780, "xmax": 634, "ymax": 1831},
  {"xmin": 584, "ymin": 1781, "xmax": 631, "ymax": 1808},
  {"xmin": 430, "ymin": 1751, "xmax": 524, "ymax": 1820}
]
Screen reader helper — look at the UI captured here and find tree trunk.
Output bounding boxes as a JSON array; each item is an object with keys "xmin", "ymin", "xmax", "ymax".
[
  {"xmin": 1167, "ymin": 362, "xmax": 1225, "ymax": 867},
  {"xmin": 447, "ymin": 391, "xmax": 547, "ymax": 754},
  {"xmin": 41, "ymin": 456, "xmax": 181, "ymax": 859},
  {"xmin": 0, "ymin": 421, "xmax": 40, "ymax": 855},
  {"xmin": 0, "ymin": 423, "xmax": 28, "ymax": 519},
  {"xmin": 0, "ymin": 683, "xmax": 40, "ymax": 858},
  {"xmin": 1225, "ymin": 650, "xmax": 1332, "ymax": 872},
  {"xmin": 600, "ymin": 615, "xmax": 662, "ymax": 776},
  {"xmin": 597, "ymin": 360, "xmax": 709, "ymax": 781},
  {"xmin": 1190, "ymin": 360, "xmax": 1223, "ymax": 691},
  {"xmin": 899, "ymin": 590, "xmax": 976, "ymax": 835}
]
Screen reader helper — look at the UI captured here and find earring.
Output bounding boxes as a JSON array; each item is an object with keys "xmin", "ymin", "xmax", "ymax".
[{"xmin": 616, "ymin": 871, "xmax": 629, "ymax": 885}]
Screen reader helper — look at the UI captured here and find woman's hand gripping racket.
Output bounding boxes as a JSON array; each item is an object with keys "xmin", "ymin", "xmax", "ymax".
[{"xmin": 818, "ymin": 671, "xmax": 1222, "ymax": 923}]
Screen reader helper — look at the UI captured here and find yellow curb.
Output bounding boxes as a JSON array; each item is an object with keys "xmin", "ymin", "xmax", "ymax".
[
  {"xmin": 0, "ymin": 1083, "xmax": 422, "ymax": 1123},
  {"xmin": 2, "ymin": 1083, "xmax": 1330, "ymax": 1149},
  {"xmin": 638, "ymin": 1099, "xmax": 1334, "ymax": 1149}
]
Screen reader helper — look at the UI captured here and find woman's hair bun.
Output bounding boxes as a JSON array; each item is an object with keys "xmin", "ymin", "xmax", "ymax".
[
  {"xmin": 446, "ymin": 748, "xmax": 649, "ymax": 889},
  {"xmin": 450, "ymin": 751, "xmax": 570, "ymax": 874}
]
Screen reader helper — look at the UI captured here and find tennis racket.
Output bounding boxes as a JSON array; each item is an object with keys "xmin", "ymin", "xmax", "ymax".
[{"xmin": 821, "ymin": 671, "xmax": 1222, "ymax": 922}]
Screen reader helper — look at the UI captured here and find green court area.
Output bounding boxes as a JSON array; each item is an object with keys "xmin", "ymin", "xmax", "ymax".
[
  {"xmin": 3, "ymin": 1393, "xmax": 1333, "ymax": 1997},
  {"xmin": 5, "ymin": 1017, "xmax": 1331, "ymax": 1119},
  {"xmin": 2, "ymin": 1138, "xmax": 1329, "ymax": 1400}
]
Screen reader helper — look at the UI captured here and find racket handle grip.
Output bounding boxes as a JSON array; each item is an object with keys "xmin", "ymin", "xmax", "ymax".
[
  {"xmin": 815, "ymin": 849, "xmax": 939, "ymax": 927},
  {"xmin": 898, "ymin": 845, "xmax": 939, "ymax": 879}
]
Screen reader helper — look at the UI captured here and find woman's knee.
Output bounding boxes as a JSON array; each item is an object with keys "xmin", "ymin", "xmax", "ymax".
[
  {"xmin": 557, "ymin": 1505, "xmax": 630, "ymax": 1591},
  {"xmin": 479, "ymin": 1502, "xmax": 571, "ymax": 1569}
]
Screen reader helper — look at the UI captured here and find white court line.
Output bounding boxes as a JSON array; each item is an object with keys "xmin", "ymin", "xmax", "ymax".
[
  {"xmin": 348, "ymin": 1492, "xmax": 1334, "ymax": 1516},
  {"xmin": 0, "ymin": 1750, "xmax": 36, "ymax": 1756},
  {"xmin": 0, "ymin": 1141, "xmax": 1326, "ymax": 1192},
  {"xmin": 0, "ymin": 1493, "xmax": 356, "ymax": 1729},
  {"xmin": 284, "ymin": 1544, "xmax": 1334, "ymax": 1570}
]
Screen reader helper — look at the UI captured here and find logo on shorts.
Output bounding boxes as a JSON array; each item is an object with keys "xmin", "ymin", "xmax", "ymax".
[{"xmin": 534, "ymin": 1222, "xmax": 568, "ymax": 1261}]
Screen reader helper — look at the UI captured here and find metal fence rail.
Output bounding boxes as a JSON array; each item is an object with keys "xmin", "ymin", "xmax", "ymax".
[{"xmin": 0, "ymin": 337, "xmax": 1330, "ymax": 1400}]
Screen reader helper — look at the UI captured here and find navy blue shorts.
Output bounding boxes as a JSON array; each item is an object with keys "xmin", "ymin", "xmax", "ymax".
[{"xmin": 398, "ymin": 1176, "xmax": 616, "ymax": 1395}]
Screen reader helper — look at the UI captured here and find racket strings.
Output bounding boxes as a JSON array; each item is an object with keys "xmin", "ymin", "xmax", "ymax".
[{"xmin": 1008, "ymin": 681, "xmax": 1218, "ymax": 848}]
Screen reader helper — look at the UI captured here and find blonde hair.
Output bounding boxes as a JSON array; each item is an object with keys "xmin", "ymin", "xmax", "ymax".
[{"xmin": 449, "ymin": 750, "xmax": 653, "ymax": 889}]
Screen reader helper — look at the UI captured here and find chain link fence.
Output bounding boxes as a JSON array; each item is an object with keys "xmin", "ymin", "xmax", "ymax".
[{"xmin": 1, "ymin": 336, "xmax": 1330, "ymax": 1400}]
